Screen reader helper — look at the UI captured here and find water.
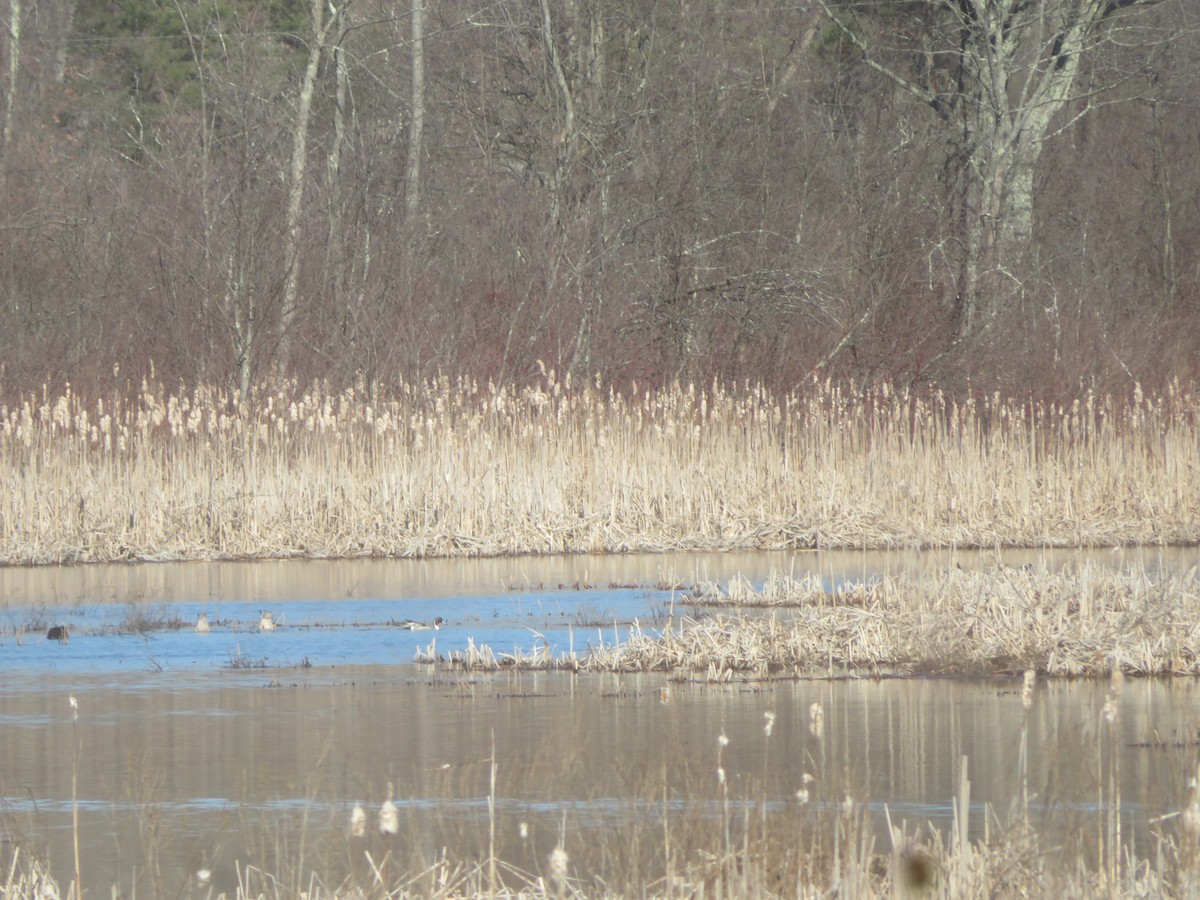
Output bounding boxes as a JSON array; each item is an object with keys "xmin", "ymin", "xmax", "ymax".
[{"xmin": 0, "ymin": 547, "xmax": 1197, "ymax": 895}]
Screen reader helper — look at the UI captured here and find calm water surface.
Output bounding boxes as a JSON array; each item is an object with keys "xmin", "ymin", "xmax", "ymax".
[{"xmin": 1, "ymin": 547, "xmax": 1198, "ymax": 895}]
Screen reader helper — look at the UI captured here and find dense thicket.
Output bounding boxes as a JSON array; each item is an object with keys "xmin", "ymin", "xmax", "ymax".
[{"xmin": 0, "ymin": 0, "xmax": 1195, "ymax": 399}]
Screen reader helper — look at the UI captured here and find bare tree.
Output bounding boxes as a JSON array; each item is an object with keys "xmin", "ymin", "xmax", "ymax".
[
  {"xmin": 281, "ymin": 0, "xmax": 344, "ymax": 359},
  {"xmin": 817, "ymin": 0, "xmax": 1170, "ymax": 340}
]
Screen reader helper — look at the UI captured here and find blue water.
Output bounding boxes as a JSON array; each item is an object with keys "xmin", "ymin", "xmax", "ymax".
[{"xmin": 0, "ymin": 588, "xmax": 675, "ymax": 678}]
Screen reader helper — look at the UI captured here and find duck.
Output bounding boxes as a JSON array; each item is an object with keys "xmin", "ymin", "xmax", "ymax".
[
  {"xmin": 46, "ymin": 625, "xmax": 69, "ymax": 643},
  {"xmin": 195, "ymin": 613, "xmax": 211, "ymax": 633},
  {"xmin": 259, "ymin": 611, "xmax": 276, "ymax": 631},
  {"xmin": 399, "ymin": 616, "xmax": 444, "ymax": 631}
]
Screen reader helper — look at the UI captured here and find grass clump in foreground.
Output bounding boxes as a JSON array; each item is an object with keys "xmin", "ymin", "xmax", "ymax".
[{"xmin": 1, "ymin": 376, "xmax": 1199, "ymax": 564}]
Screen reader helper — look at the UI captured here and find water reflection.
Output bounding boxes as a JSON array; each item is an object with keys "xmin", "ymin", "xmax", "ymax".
[
  {"xmin": 1, "ymin": 548, "xmax": 1198, "ymax": 896},
  {"xmin": 0, "ymin": 545, "xmax": 1194, "ymax": 610},
  {"xmin": 2, "ymin": 671, "xmax": 1199, "ymax": 896}
]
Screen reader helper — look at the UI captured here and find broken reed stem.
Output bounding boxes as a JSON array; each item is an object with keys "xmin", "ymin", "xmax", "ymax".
[
  {"xmin": 489, "ymin": 732, "xmax": 497, "ymax": 900},
  {"xmin": 0, "ymin": 376, "xmax": 1197, "ymax": 564}
]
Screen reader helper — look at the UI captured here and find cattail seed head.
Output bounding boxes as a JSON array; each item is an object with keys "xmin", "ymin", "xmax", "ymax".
[
  {"xmin": 379, "ymin": 782, "xmax": 399, "ymax": 835},
  {"xmin": 1183, "ymin": 773, "xmax": 1200, "ymax": 837},
  {"xmin": 1103, "ymin": 693, "xmax": 1118, "ymax": 725},
  {"xmin": 350, "ymin": 804, "xmax": 366, "ymax": 838},
  {"xmin": 808, "ymin": 701, "xmax": 824, "ymax": 739},
  {"xmin": 548, "ymin": 846, "xmax": 570, "ymax": 888}
]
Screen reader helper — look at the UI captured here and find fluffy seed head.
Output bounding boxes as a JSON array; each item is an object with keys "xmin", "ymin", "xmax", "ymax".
[
  {"xmin": 548, "ymin": 846, "xmax": 570, "ymax": 887},
  {"xmin": 808, "ymin": 701, "xmax": 824, "ymax": 739},
  {"xmin": 379, "ymin": 782, "xmax": 399, "ymax": 835}
]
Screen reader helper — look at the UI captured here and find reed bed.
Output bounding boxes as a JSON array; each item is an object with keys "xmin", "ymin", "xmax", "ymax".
[
  {"xmin": 583, "ymin": 563, "xmax": 1200, "ymax": 677},
  {"xmin": 0, "ymin": 375, "xmax": 1198, "ymax": 564}
]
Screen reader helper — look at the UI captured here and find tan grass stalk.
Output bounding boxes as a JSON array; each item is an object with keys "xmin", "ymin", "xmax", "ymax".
[
  {"xmin": 1, "ymin": 377, "xmax": 1197, "ymax": 564},
  {"xmin": 586, "ymin": 564, "xmax": 1200, "ymax": 677}
]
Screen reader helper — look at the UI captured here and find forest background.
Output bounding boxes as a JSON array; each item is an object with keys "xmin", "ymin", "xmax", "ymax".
[{"xmin": 0, "ymin": 0, "xmax": 1196, "ymax": 402}]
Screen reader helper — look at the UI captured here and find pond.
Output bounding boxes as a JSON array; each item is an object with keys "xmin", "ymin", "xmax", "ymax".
[{"xmin": 0, "ymin": 547, "xmax": 1198, "ymax": 896}]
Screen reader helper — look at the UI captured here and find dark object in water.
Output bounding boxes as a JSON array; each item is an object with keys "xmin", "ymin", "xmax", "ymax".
[{"xmin": 47, "ymin": 625, "xmax": 69, "ymax": 643}]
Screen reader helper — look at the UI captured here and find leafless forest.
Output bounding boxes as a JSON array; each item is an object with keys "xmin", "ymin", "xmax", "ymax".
[{"xmin": 0, "ymin": 0, "xmax": 1196, "ymax": 400}]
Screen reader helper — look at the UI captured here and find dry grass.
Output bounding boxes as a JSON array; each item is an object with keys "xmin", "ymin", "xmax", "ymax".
[
  {"xmin": 586, "ymin": 564, "xmax": 1200, "ymax": 677},
  {"xmin": 0, "ymin": 375, "xmax": 1197, "ymax": 564},
  {"xmin": 4, "ymin": 780, "xmax": 1198, "ymax": 899}
]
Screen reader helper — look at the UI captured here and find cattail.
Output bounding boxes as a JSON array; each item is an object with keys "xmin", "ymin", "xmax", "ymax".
[
  {"xmin": 1183, "ymin": 769, "xmax": 1200, "ymax": 838},
  {"xmin": 259, "ymin": 611, "xmax": 276, "ymax": 632},
  {"xmin": 898, "ymin": 843, "xmax": 937, "ymax": 890},
  {"xmin": 1021, "ymin": 669, "xmax": 1036, "ymax": 709},
  {"xmin": 37, "ymin": 874, "xmax": 61, "ymax": 900},
  {"xmin": 379, "ymin": 782, "xmax": 399, "ymax": 835},
  {"xmin": 548, "ymin": 846, "xmax": 570, "ymax": 891},
  {"xmin": 195, "ymin": 613, "xmax": 211, "ymax": 634},
  {"xmin": 350, "ymin": 804, "xmax": 366, "ymax": 838},
  {"xmin": 763, "ymin": 711, "xmax": 776, "ymax": 737},
  {"xmin": 808, "ymin": 701, "xmax": 824, "ymax": 739}
]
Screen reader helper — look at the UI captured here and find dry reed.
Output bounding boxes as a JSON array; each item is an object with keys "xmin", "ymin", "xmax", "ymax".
[
  {"xmin": 0, "ymin": 375, "xmax": 1197, "ymax": 564},
  {"xmin": 1, "ymin": 794, "xmax": 1188, "ymax": 899},
  {"xmin": 586, "ymin": 563, "xmax": 1200, "ymax": 677}
]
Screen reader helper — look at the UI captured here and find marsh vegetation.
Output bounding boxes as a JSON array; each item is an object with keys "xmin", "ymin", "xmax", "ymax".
[
  {"xmin": 0, "ymin": 378, "xmax": 1196, "ymax": 565},
  {"xmin": 0, "ymin": 376, "xmax": 1197, "ymax": 896}
]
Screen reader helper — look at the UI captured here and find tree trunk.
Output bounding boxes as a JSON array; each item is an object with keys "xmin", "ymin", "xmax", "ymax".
[
  {"xmin": 325, "ymin": 13, "xmax": 351, "ymax": 315},
  {"xmin": 404, "ymin": 0, "xmax": 425, "ymax": 221},
  {"xmin": 959, "ymin": 122, "xmax": 1040, "ymax": 334},
  {"xmin": 280, "ymin": 0, "xmax": 340, "ymax": 356},
  {"xmin": 3, "ymin": 0, "xmax": 20, "ymax": 146},
  {"xmin": 950, "ymin": 0, "xmax": 1125, "ymax": 337},
  {"xmin": 818, "ymin": 0, "xmax": 1161, "ymax": 341}
]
